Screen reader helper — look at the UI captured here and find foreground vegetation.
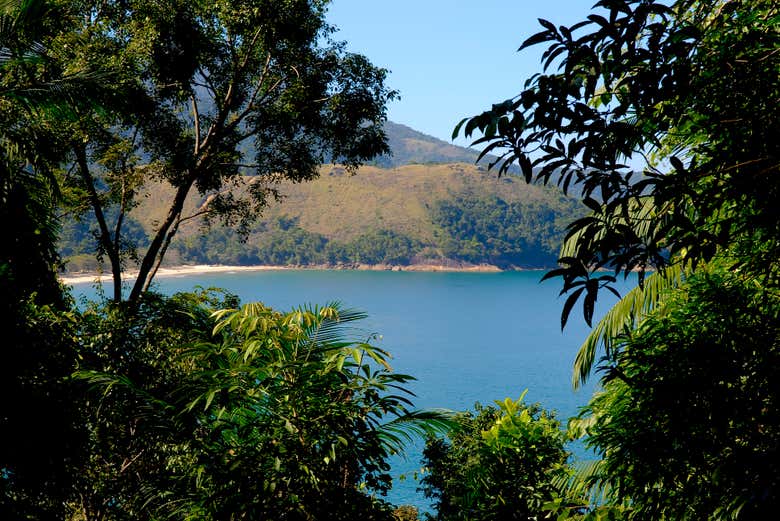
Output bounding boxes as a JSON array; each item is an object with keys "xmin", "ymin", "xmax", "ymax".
[
  {"xmin": 3, "ymin": 0, "xmax": 779, "ymax": 519},
  {"xmin": 2, "ymin": 0, "xmax": 447, "ymax": 518},
  {"xmin": 450, "ymin": 0, "xmax": 780, "ymax": 518}
]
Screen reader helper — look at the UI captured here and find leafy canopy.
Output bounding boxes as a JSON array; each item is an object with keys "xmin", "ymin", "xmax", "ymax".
[
  {"xmin": 24, "ymin": 0, "xmax": 395, "ymax": 303},
  {"xmin": 421, "ymin": 394, "xmax": 568, "ymax": 521},
  {"xmin": 572, "ymin": 269, "xmax": 780, "ymax": 519}
]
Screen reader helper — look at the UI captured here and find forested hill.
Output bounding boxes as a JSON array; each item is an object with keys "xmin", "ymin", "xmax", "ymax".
[
  {"xmin": 60, "ymin": 125, "xmax": 584, "ymax": 271},
  {"xmin": 62, "ymin": 164, "xmax": 582, "ymax": 271}
]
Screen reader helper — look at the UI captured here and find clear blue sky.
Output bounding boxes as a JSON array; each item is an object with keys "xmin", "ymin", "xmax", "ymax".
[{"xmin": 326, "ymin": 1, "xmax": 598, "ymax": 146}]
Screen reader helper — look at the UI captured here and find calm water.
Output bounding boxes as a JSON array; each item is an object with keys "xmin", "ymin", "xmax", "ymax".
[{"xmin": 70, "ymin": 270, "xmax": 624, "ymax": 510}]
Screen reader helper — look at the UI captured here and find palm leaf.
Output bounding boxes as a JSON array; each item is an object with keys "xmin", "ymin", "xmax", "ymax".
[
  {"xmin": 1, "ymin": 0, "xmax": 114, "ymax": 116},
  {"xmin": 560, "ymin": 195, "xmax": 690, "ymax": 388},
  {"xmin": 376, "ymin": 408, "xmax": 457, "ymax": 457},
  {"xmin": 75, "ymin": 369, "xmax": 181, "ymax": 432},
  {"xmin": 550, "ymin": 458, "xmax": 630, "ymax": 518},
  {"xmin": 572, "ymin": 263, "xmax": 687, "ymax": 388}
]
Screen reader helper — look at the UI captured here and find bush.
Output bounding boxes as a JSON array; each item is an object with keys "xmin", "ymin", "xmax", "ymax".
[{"xmin": 421, "ymin": 394, "xmax": 568, "ymax": 520}]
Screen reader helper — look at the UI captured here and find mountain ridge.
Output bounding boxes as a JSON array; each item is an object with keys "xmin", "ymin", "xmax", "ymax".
[{"xmin": 374, "ymin": 121, "xmax": 483, "ymax": 167}]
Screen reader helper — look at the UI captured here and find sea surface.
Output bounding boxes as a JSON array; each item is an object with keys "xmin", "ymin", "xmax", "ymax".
[{"xmin": 70, "ymin": 269, "xmax": 627, "ymax": 511}]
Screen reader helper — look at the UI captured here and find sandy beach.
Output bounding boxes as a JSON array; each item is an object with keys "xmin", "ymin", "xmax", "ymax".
[
  {"xmin": 60, "ymin": 264, "xmax": 291, "ymax": 285},
  {"xmin": 60, "ymin": 262, "xmax": 509, "ymax": 285}
]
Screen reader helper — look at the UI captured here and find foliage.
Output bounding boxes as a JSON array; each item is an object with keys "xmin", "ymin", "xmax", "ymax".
[
  {"xmin": 453, "ymin": 6, "xmax": 780, "ymax": 515},
  {"xmin": 1, "ymin": 1, "xmax": 106, "ymax": 516},
  {"xmin": 0, "ymin": 297, "xmax": 82, "ymax": 520},
  {"xmin": 172, "ymin": 225, "xmax": 421, "ymax": 267},
  {"xmin": 332, "ymin": 228, "xmax": 420, "ymax": 265},
  {"xmin": 0, "ymin": 164, "xmax": 64, "ymax": 303},
  {"xmin": 393, "ymin": 504, "xmax": 421, "ymax": 521},
  {"xmin": 570, "ymin": 263, "xmax": 687, "ymax": 388},
  {"xmin": 573, "ymin": 270, "xmax": 780, "ymax": 519},
  {"xmin": 68, "ymin": 290, "xmax": 229, "ymax": 520},
  {"xmin": 59, "ymin": 209, "xmax": 149, "ymax": 270},
  {"xmin": 543, "ymin": 459, "xmax": 629, "ymax": 521},
  {"xmin": 420, "ymin": 394, "xmax": 568, "ymax": 521},
  {"xmin": 456, "ymin": 0, "xmax": 780, "ymax": 325},
  {"xmin": 76, "ymin": 294, "xmax": 452, "ymax": 520},
  {"xmin": 432, "ymin": 194, "xmax": 579, "ymax": 268}
]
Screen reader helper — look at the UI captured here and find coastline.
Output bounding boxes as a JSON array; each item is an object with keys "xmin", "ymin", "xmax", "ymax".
[{"xmin": 60, "ymin": 262, "xmax": 523, "ymax": 285}]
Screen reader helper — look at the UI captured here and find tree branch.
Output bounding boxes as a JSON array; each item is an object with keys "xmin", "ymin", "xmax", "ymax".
[{"xmin": 75, "ymin": 145, "xmax": 123, "ymax": 301}]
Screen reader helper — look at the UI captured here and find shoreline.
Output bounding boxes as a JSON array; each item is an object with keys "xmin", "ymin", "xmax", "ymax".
[{"xmin": 59, "ymin": 262, "xmax": 545, "ymax": 285}]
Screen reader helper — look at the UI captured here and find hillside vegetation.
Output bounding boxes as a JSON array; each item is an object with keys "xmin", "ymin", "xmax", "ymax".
[{"xmin": 61, "ymin": 162, "xmax": 582, "ymax": 271}]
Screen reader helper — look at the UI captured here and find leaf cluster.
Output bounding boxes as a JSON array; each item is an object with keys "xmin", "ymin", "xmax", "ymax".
[{"xmin": 575, "ymin": 270, "xmax": 780, "ymax": 519}]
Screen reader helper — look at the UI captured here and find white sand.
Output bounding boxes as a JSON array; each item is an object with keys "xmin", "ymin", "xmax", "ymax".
[{"xmin": 60, "ymin": 264, "xmax": 289, "ymax": 285}]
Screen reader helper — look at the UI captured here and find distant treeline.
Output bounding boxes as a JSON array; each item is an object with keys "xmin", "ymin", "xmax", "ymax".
[{"xmin": 60, "ymin": 194, "xmax": 582, "ymax": 270}]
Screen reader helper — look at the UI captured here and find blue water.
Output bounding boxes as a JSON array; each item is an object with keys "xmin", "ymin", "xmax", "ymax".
[{"xmin": 70, "ymin": 270, "xmax": 625, "ymax": 511}]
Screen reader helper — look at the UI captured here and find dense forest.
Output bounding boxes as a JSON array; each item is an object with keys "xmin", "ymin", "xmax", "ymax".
[{"xmin": 2, "ymin": 0, "xmax": 779, "ymax": 520}]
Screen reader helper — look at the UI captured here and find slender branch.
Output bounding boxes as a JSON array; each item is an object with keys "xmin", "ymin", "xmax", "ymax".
[
  {"xmin": 220, "ymin": 163, "xmax": 261, "ymax": 169},
  {"xmin": 144, "ymin": 217, "xmax": 181, "ymax": 293},
  {"xmin": 200, "ymin": 35, "xmax": 270, "ymax": 158},
  {"xmin": 113, "ymin": 174, "xmax": 125, "ymax": 255},
  {"xmin": 224, "ymin": 76, "xmax": 283, "ymax": 138},
  {"xmin": 196, "ymin": 67, "xmax": 218, "ymax": 101},
  {"xmin": 178, "ymin": 208, "xmax": 211, "ymax": 224},
  {"xmin": 119, "ymin": 449, "xmax": 145, "ymax": 474},
  {"xmin": 237, "ymin": 28, "xmax": 263, "ymax": 72},
  {"xmin": 75, "ymin": 145, "xmax": 122, "ymax": 302},
  {"xmin": 224, "ymin": 53, "xmax": 273, "ymax": 130},
  {"xmin": 191, "ymin": 94, "xmax": 201, "ymax": 153},
  {"xmin": 199, "ymin": 82, "xmax": 234, "ymax": 154},
  {"xmin": 112, "ymin": 128, "xmax": 139, "ymax": 258}
]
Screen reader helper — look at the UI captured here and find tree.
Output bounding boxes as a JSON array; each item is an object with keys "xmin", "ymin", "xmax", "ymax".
[
  {"xmin": 0, "ymin": 0, "xmax": 98, "ymax": 304},
  {"xmin": 453, "ymin": 2, "xmax": 780, "ymax": 518},
  {"xmin": 572, "ymin": 269, "xmax": 780, "ymax": 519},
  {"xmin": 455, "ymin": 0, "xmax": 780, "ymax": 325},
  {"xmin": 41, "ymin": 0, "xmax": 395, "ymax": 303},
  {"xmin": 420, "ymin": 394, "xmax": 568, "ymax": 521}
]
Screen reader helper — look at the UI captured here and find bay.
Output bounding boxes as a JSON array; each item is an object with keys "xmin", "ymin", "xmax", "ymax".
[{"xmin": 70, "ymin": 269, "xmax": 624, "ymax": 511}]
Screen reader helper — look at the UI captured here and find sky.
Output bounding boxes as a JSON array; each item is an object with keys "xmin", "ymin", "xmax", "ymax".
[{"xmin": 326, "ymin": 0, "xmax": 599, "ymax": 147}]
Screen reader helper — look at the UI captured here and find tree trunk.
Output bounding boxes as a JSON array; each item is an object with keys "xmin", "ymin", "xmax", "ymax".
[{"xmin": 127, "ymin": 175, "xmax": 195, "ymax": 304}]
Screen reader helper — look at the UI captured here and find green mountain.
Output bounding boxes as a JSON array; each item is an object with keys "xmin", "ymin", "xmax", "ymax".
[{"xmin": 60, "ymin": 123, "xmax": 583, "ymax": 271}]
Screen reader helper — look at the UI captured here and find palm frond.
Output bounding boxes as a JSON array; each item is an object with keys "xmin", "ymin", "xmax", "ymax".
[
  {"xmin": 551, "ymin": 458, "xmax": 626, "ymax": 513},
  {"xmin": 1, "ymin": 0, "xmax": 116, "ymax": 117},
  {"xmin": 74, "ymin": 369, "xmax": 180, "ymax": 431},
  {"xmin": 292, "ymin": 302, "xmax": 371, "ymax": 348},
  {"xmin": 377, "ymin": 408, "xmax": 456, "ymax": 457},
  {"xmin": 572, "ymin": 263, "xmax": 687, "ymax": 388}
]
